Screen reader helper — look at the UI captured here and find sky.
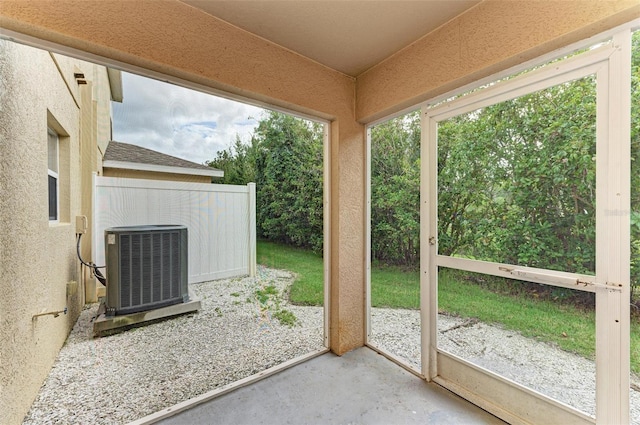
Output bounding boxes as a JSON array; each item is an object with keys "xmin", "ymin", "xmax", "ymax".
[{"xmin": 112, "ymin": 72, "xmax": 265, "ymax": 165}]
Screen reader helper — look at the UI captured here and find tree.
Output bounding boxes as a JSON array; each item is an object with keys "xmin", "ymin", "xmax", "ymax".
[
  {"xmin": 206, "ymin": 111, "xmax": 324, "ymax": 253},
  {"xmin": 370, "ymin": 112, "xmax": 421, "ymax": 266},
  {"xmin": 206, "ymin": 135, "xmax": 257, "ymax": 185},
  {"xmin": 631, "ymin": 30, "xmax": 640, "ymax": 300},
  {"xmin": 438, "ymin": 76, "xmax": 597, "ymax": 275},
  {"xmin": 253, "ymin": 112, "xmax": 324, "ymax": 253}
]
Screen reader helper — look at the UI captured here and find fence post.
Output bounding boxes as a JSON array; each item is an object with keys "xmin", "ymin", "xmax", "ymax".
[{"xmin": 248, "ymin": 182, "xmax": 257, "ymax": 277}]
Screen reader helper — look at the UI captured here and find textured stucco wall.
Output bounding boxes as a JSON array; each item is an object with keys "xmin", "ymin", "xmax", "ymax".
[
  {"xmin": 0, "ymin": 40, "xmax": 114, "ymax": 424},
  {"xmin": 102, "ymin": 168, "xmax": 213, "ymax": 184},
  {"xmin": 356, "ymin": 0, "xmax": 640, "ymax": 122},
  {"xmin": 0, "ymin": 40, "xmax": 81, "ymax": 425}
]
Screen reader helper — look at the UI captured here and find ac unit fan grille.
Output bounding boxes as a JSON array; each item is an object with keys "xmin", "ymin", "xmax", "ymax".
[{"xmin": 119, "ymin": 231, "xmax": 182, "ymax": 309}]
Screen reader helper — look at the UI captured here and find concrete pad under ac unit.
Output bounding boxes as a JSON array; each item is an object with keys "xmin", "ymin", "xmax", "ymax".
[{"xmin": 92, "ymin": 290, "xmax": 201, "ymax": 337}]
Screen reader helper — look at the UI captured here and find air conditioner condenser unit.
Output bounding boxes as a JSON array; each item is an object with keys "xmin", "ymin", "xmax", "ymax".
[{"xmin": 104, "ymin": 225, "xmax": 188, "ymax": 316}]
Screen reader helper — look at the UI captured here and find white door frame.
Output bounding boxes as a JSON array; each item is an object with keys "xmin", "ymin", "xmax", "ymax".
[{"xmin": 421, "ymin": 27, "xmax": 633, "ymax": 425}]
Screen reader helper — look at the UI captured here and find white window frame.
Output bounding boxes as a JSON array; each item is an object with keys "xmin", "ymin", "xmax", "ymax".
[{"xmin": 47, "ymin": 127, "xmax": 59, "ymax": 222}]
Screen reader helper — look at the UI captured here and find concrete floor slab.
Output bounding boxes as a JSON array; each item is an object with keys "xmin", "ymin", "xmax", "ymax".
[{"xmin": 158, "ymin": 347, "xmax": 505, "ymax": 424}]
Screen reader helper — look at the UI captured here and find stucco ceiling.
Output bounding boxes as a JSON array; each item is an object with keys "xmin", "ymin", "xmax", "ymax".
[{"xmin": 181, "ymin": 0, "xmax": 481, "ymax": 77}]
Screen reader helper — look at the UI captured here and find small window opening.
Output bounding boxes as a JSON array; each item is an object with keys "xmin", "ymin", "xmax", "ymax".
[{"xmin": 48, "ymin": 128, "xmax": 59, "ymax": 221}]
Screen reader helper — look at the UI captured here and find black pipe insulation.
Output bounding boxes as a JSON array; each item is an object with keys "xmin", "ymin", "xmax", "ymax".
[{"xmin": 76, "ymin": 233, "xmax": 107, "ymax": 286}]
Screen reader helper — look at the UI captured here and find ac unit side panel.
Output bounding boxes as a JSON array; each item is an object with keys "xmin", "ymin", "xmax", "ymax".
[{"xmin": 180, "ymin": 228, "xmax": 189, "ymax": 302}]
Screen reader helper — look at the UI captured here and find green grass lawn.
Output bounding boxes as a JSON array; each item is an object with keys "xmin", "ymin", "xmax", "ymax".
[
  {"xmin": 257, "ymin": 240, "xmax": 324, "ymax": 305},
  {"xmin": 369, "ymin": 264, "xmax": 420, "ymax": 309},
  {"xmin": 257, "ymin": 240, "xmax": 640, "ymax": 374},
  {"xmin": 438, "ymin": 269, "xmax": 596, "ymax": 359}
]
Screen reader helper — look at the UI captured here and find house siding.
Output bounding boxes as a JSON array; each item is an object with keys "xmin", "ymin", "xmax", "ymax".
[{"xmin": 102, "ymin": 167, "xmax": 213, "ymax": 184}]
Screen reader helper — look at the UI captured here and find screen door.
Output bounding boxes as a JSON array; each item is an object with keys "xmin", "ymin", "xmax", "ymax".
[{"xmin": 421, "ymin": 32, "xmax": 631, "ymax": 425}]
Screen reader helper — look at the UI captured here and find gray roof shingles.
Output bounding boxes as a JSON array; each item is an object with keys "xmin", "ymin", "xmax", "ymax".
[{"xmin": 104, "ymin": 141, "xmax": 219, "ymax": 172}]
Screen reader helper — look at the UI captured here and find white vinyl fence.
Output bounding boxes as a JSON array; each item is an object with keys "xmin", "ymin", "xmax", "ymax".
[{"xmin": 93, "ymin": 175, "xmax": 256, "ymax": 283}]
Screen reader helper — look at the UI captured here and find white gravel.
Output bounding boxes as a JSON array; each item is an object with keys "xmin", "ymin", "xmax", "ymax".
[
  {"xmin": 370, "ymin": 308, "xmax": 640, "ymax": 423},
  {"xmin": 23, "ymin": 267, "xmax": 324, "ymax": 425},
  {"xmin": 23, "ymin": 267, "xmax": 639, "ymax": 424}
]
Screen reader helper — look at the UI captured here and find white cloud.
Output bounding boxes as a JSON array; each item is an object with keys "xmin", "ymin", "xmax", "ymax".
[{"xmin": 112, "ymin": 72, "xmax": 264, "ymax": 165}]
